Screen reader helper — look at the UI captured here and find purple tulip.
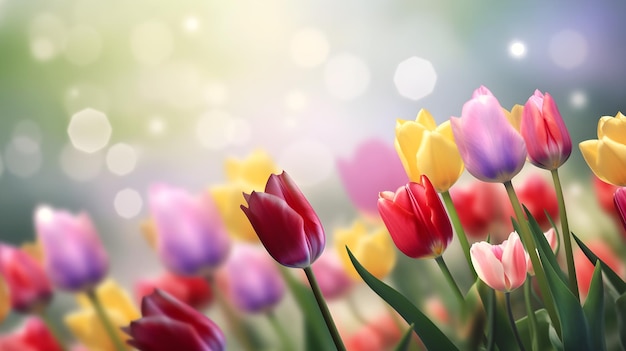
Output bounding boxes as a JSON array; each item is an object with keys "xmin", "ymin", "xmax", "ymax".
[
  {"xmin": 451, "ymin": 86, "xmax": 527, "ymax": 183},
  {"xmin": 149, "ymin": 184, "xmax": 231, "ymax": 276},
  {"xmin": 34, "ymin": 206, "xmax": 109, "ymax": 292}
]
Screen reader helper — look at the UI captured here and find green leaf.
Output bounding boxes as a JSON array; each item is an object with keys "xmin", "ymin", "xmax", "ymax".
[
  {"xmin": 278, "ymin": 266, "xmax": 334, "ymax": 351},
  {"xmin": 393, "ymin": 324, "xmax": 415, "ymax": 351},
  {"xmin": 474, "ymin": 279, "xmax": 518, "ymax": 351},
  {"xmin": 582, "ymin": 263, "xmax": 606, "ymax": 351},
  {"xmin": 515, "ymin": 309, "xmax": 557, "ymax": 351},
  {"xmin": 572, "ymin": 233, "xmax": 626, "ymax": 294},
  {"xmin": 347, "ymin": 247, "xmax": 460, "ymax": 351},
  {"xmin": 615, "ymin": 292, "xmax": 626, "ymax": 350}
]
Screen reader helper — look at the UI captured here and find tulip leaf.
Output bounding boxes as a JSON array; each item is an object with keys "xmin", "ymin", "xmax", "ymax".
[
  {"xmin": 616, "ymin": 292, "xmax": 626, "ymax": 350},
  {"xmin": 474, "ymin": 279, "xmax": 518, "ymax": 351},
  {"xmin": 393, "ymin": 323, "xmax": 415, "ymax": 351},
  {"xmin": 347, "ymin": 247, "xmax": 460, "ymax": 351},
  {"xmin": 572, "ymin": 233, "xmax": 626, "ymax": 294},
  {"xmin": 582, "ymin": 262, "xmax": 606, "ymax": 351},
  {"xmin": 515, "ymin": 308, "xmax": 557, "ymax": 351}
]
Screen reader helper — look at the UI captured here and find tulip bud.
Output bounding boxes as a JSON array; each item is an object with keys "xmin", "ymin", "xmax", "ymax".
[
  {"xmin": 0, "ymin": 244, "xmax": 52, "ymax": 313},
  {"xmin": 470, "ymin": 232, "xmax": 528, "ymax": 292}
]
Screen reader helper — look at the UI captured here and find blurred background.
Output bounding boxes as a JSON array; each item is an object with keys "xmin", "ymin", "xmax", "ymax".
[{"xmin": 1, "ymin": 0, "xmax": 626, "ymax": 340}]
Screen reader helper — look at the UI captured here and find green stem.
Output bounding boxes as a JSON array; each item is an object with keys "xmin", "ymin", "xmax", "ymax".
[
  {"xmin": 267, "ymin": 311, "xmax": 297, "ymax": 351},
  {"xmin": 86, "ymin": 289, "xmax": 127, "ymax": 351},
  {"xmin": 441, "ymin": 190, "xmax": 477, "ymax": 279},
  {"xmin": 524, "ymin": 277, "xmax": 539, "ymax": 351},
  {"xmin": 303, "ymin": 266, "xmax": 346, "ymax": 351},
  {"xmin": 486, "ymin": 288, "xmax": 496, "ymax": 351},
  {"xmin": 503, "ymin": 180, "xmax": 560, "ymax": 336},
  {"xmin": 505, "ymin": 292, "xmax": 526, "ymax": 351},
  {"xmin": 551, "ymin": 168, "xmax": 579, "ymax": 300},
  {"xmin": 434, "ymin": 256, "xmax": 465, "ymax": 306},
  {"xmin": 39, "ymin": 310, "xmax": 67, "ymax": 351}
]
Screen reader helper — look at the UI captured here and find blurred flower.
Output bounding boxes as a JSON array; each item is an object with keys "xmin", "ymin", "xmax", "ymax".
[
  {"xmin": 450, "ymin": 86, "xmax": 527, "ymax": 183},
  {"xmin": 334, "ymin": 219, "xmax": 396, "ymax": 280},
  {"xmin": 470, "ymin": 232, "xmax": 528, "ymax": 292},
  {"xmin": 514, "ymin": 173, "xmax": 559, "ymax": 230},
  {"xmin": 377, "ymin": 175, "xmax": 452, "ymax": 259},
  {"xmin": 148, "ymin": 184, "xmax": 231, "ymax": 276},
  {"xmin": 450, "ymin": 180, "xmax": 507, "ymax": 239},
  {"xmin": 65, "ymin": 279, "xmax": 140, "ymax": 351},
  {"xmin": 526, "ymin": 228, "xmax": 558, "ymax": 276},
  {"xmin": 395, "ymin": 109, "xmax": 464, "ymax": 192},
  {"xmin": 343, "ymin": 312, "xmax": 408, "ymax": 351},
  {"xmin": 221, "ymin": 244, "xmax": 285, "ymax": 313},
  {"xmin": 424, "ymin": 296, "xmax": 450, "ymax": 325},
  {"xmin": 307, "ymin": 250, "xmax": 353, "ymax": 300},
  {"xmin": 0, "ymin": 276, "xmax": 9, "ymax": 324},
  {"xmin": 614, "ymin": 187, "xmax": 626, "ymax": 233},
  {"xmin": 520, "ymin": 90, "xmax": 572, "ymax": 170},
  {"xmin": 125, "ymin": 289, "xmax": 226, "ymax": 351},
  {"xmin": 579, "ymin": 112, "xmax": 626, "ymax": 186},
  {"xmin": 574, "ymin": 239, "xmax": 625, "ymax": 299},
  {"xmin": 210, "ymin": 149, "xmax": 279, "ymax": 242},
  {"xmin": 336, "ymin": 139, "xmax": 407, "ymax": 217},
  {"xmin": 0, "ymin": 244, "xmax": 52, "ymax": 313},
  {"xmin": 504, "ymin": 104, "xmax": 524, "ymax": 132},
  {"xmin": 0, "ymin": 316, "xmax": 64, "ymax": 351},
  {"xmin": 241, "ymin": 171, "xmax": 325, "ymax": 268},
  {"xmin": 34, "ymin": 206, "xmax": 108, "ymax": 292},
  {"xmin": 594, "ymin": 175, "xmax": 621, "ymax": 217},
  {"xmin": 135, "ymin": 272, "xmax": 213, "ymax": 311}
]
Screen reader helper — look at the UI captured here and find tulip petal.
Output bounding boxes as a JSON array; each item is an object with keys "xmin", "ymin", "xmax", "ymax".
[
  {"xmin": 377, "ymin": 198, "xmax": 433, "ymax": 258},
  {"xmin": 471, "ymin": 242, "xmax": 507, "ymax": 291},
  {"xmin": 501, "ymin": 234, "xmax": 527, "ymax": 291},
  {"xmin": 394, "ymin": 120, "xmax": 426, "ymax": 183},
  {"xmin": 416, "ymin": 132, "xmax": 464, "ymax": 192},
  {"xmin": 127, "ymin": 316, "xmax": 211, "ymax": 351}
]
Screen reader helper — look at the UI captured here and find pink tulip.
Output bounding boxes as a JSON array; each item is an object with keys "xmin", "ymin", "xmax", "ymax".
[
  {"xmin": 470, "ymin": 232, "xmax": 528, "ymax": 292},
  {"xmin": 307, "ymin": 250, "xmax": 353, "ymax": 300}
]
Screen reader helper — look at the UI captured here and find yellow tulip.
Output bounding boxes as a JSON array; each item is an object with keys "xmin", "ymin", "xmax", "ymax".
[
  {"xmin": 395, "ymin": 109, "xmax": 464, "ymax": 193},
  {"xmin": 140, "ymin": 219, "xmax": 158, "ymax": 249},
  {"xmin": 65, "ymin": 279, "xmax": 140, "ymax": 351},
  {"xmin": 209, "ymin": 149, "xmax": 279, "ymax": 242},
  {"xmin": 334, "ymin": 219, "xmax": 396, "ymax": 280},
  {"xmin": 580, "ymin": 112, "xmax": 626, "ymax": 186},
  {"xmin": 503, "ymin": 104, "xmax": 523, "ymax": 132},
  {"xmin": 0, "ymin": 276, "xmax": 9, "ymax": 323}
]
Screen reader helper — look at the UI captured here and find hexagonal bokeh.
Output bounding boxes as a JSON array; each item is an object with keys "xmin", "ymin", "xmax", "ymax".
[
  {"xmin": 67, "ymin": 108, "xmax": 112, "ymax": 153},
  {"xmin": 394, "ymin": 56, "xmax": 437, "ymax": 101}
]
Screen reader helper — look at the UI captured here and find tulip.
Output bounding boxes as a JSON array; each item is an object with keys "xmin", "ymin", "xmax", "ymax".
[
  {"xmin": 220, "ymin": 244, "xmax": 285, "ymax": 313},
  {"xmin": 395, "ymin": 109, "xmax": 465, "ymax": 192},
  {"xmin": 307, "ymin": 250, "xmax": 353, "ymax": 300},
  {"xmin": 124, "ymin": 289, "xmax": 226, "ymax": 351},
  {"xmin": 0, "ymin": 317, "xmax": 64, "ymax": 351},
  {"xmin": 334, "ymin": 219, "xmax": 396, "ymax": 280},
  {"xmin": 343, "ymin": 313, "xmax": 409, "ymax": 351},
  {"xmin": 470, "ymin": 232, "xmax": 528, "ymax": 292},
  {"xmin": 0, "ymin": 244, "xmax": 52, "ymax": 313},
  {"xmin": 65, "ymin": 279, "xmax": 140, "ymax": 351},
  {"xmin": 377, "ymin": 175, "xmax": 452, "ymax": 259},
  {"xmin": 520, "ymin": 90, "xmax": 572, "ymax": 170},
  {"xmin": 574, "ymin": 239, "xmax": 624, "ymax": 299},
  {"xmin": 34, "ymin": 206, "xmax": 109, "ymax": 292},
  {"xmin": 450, "ymin": 180, "xmax": 508, "ymax": 239},
  {"xmin": 513, "ymin": 173, "xmax": 559, "ymax": 230},
  {"xmin": 580, "ymin": 112, "xmax": 626, "ymax": 186},
  {"xmin": 148, "ymin": 184, "xmax": 231, "ymax": 276},
  {"xmin": 595, "ymin": 175, "xmax": 621, "ymax": 217},
  {"xmin": 450, "ymin": 86, "xmax": 527, "ymax": 183},
  {"xmin": 336, "ymin": 138, "xmax": 408, "ymax": 217},
  {"xmin": 241, "ymin": 171, "xmax": 325, "ymax": 268},
  {"xmin": 614, "ymin": 187, "xmax": 626, "ymax": 233},
  {"xmin": 209, "ymin": 149, "xmax": 279, "ymax": 242},
  {"xmin": 135, "ymin": 272, "xmax": 213, "ymax": 311}
]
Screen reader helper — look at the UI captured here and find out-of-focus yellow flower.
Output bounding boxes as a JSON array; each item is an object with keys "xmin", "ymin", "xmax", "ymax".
[
  {"xmin": 65, "ymin": 279, "xmax": 139, "ymax": 351},
  {"xmin": 140, "ymin": 219, "xmax": 158, "ymax": 249},
  {"xmin": 395, "ymin": 109, "xmax": 464, "ymax": 193},
  {"xmin": 334, "ymin": 219, "xmax": 396, "ymax": 280},
  {"xmin": 503, "ymin": 104, "xmax": 523, "ymax": 132},
  {"xmin": 209, "ymin": 149, "xmax": 279, "ymax": 242},
  {"xmin": 0, "ymin": 276, "xmax": 9, "ymax": 323},
  {"xmin": 580, "ymin": 112, "xmax": 626, "ymax": 186}
]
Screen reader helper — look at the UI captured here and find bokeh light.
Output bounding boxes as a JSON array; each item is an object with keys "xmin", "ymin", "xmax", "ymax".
[
  {"xmin": 67, "ymin": 108, "xmax": 112, "ymax": 153},
  {"xmin": 290, "ymin": 28, "xmax": 330, "ymax": 68},
  {"xmin": 393, "ymin": 56, "xmax": 437, "ymax": 100},
  {"xmin": 508, "ymin": 40, "xmax": 527, "ymax": 59},
  {"xmin": 114, "ymin": 188, "xmax": 143, "ymax": 219},
  {"xmin": 4, "ymin": 136, "xmax": 42, "ymax": 178},
  {"xmin": 570, "ymin": 90, "xmax": 587, "ymax": 109},
  {"xmin": 324, "ymin": 53, "xmax": 370, "ymax": 100},
  {"xmin": 59, "ymin": 144, "xmax": 103, "ymax": 181},
  {"xmin": 549, "ymin": 29, "xmax": 588, "ymax": 69},
  {"xmin": 106, "ymin": 143, "xmax": 138, "ymax": 176},
  {"xmin": 29, "ymin": 13, "xmax": 66, "ymax": 62},
  {"xmin": 284, "ymin": 90, "xmax": 309, "ymax": 112}
]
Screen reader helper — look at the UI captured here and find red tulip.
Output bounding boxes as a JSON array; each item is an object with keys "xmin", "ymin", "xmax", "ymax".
[
  {"xmin": 574, "ymin": 239, "xmax": 624, "ymax": 299},
  {"xmin": 377, "ymin": 175, "xmax": 452, "ymax": 259},
  {"xmin": 450, "ymin": 181, "xmax": 506, "ymax": 239},
  {"xmin": 515, "ymin": 174, "xmax": 559, "ymax": 230},
  {"xmin": 135, "ymin": 272, "xmax": 213, "ymax": 311},
  {"xmin": 125, "ymin": 290, "xmax": 226, "ymax": 351},
  {"xmin": 241, "ymin": 171, "xmax": 325, "ymax": 268},
  {"xmin": 0, "ymin": 244, "xmax": 52, "ymax": 313},
  {"xmin": 0, "ymin": 317, "xmax": 64, "ymax": 351},
  {"xmin": 595, "ymin": 175, "xmax": 621, "ymax": 216}
]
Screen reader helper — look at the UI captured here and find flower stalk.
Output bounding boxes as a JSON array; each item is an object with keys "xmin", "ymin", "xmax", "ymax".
[
  {"xmin": 86, "ymin": 289, "xmax": 127, "ymax": 351},
  {"xmin": 441, "ymin": 190, "xmax": 476, "ymax": 279}
]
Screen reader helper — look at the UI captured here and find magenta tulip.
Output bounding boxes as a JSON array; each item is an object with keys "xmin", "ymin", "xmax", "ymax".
[
  {"xmin": 614, "ymin": 187, "xmax": 626, "ymax": 232},
  {"xmin": 377, "ymin": 175, "xmax": 452, "ymax": 259},
  {"xmin": 470, "ymin": 232, "xmax": 528, "ymax": 292},
  {"xmin": 241, "ymin": 171, "xmax": 325, "ymax": 268},
  {"xmin": 0, "ymin": 245, "xmax": 52, "ymax": 313},
  {"xmin": 125, "ymin": 290, "xmax": 226, "ymax": 351},
  {"xmin": 34, "ymin": 206, "xmax": 109, "ymax": 292},
  {"xmin": 450, "ymin": 86, "xmax": 527, "ymax": 182},
  {"xmin": 521, "ymin": 90, "xmax": 572, "ymax": 170}
]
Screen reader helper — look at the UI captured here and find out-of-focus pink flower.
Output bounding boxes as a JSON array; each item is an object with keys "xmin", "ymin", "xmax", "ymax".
[
  {"xmin": 574, "ymin": 239, "xmax": 625, "ymax": 299},
  {"xmin": 424, "ymin": 296, "xmax": 450, "ymax": 325},
  {"xmin": 378, "ymin": 176, "xmax": 452, "ymax": 259},
  {"xmin": 135, "ymin": 272, "xmax": 213, "ymax": 311},
  {"xmin": 344, "ymin": 313, "xmax": 413, "ymax": 351},
  {"xmin": 527, "ymin": 228, "xmax": 558, "ymax": 276},
  {"xmin": 450, "ymin": 180, "xmax": 507, "ymax": 239},
  {"xmin": 470, "ymin": 232, "xmax": 528, "ymax": 292},
  {"xmin": 336, "ymin": 139, "xmax": 408, "ymax": 218},
  {"xmin": 220, "ymin": 244, "xmax": 285, "ymax": 313},
  {"xmin": 0, "ymin": 244, "xmax": 52, "ymax": 313},
  {"xmin": 0, "ymin": 317, "xmax": 64, "ymax": 351},
  {"xmin": 148, "ymin": 184, "xmax": 231, "ymax": 276},
  {"xmin": 241, "ymin": 171, "xmax": 325, "ymax": 268},
  {"xmin": 125, "ymin": 290, "xmax": 226, "ymax": 351},
  {"xmin": 450, "ymin": 86, "xmax": 527, "ymax": 183},
  {"xmin": 520, "ymin": 90, "xmax": 572, "ymax": 170},
  {"xmin": 307, "ymin": 250, "xmax": 353, "ymax": 300},
  {"xmin": 34, "ymin": 206, "xmax": 108, "ymax": 292}
]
